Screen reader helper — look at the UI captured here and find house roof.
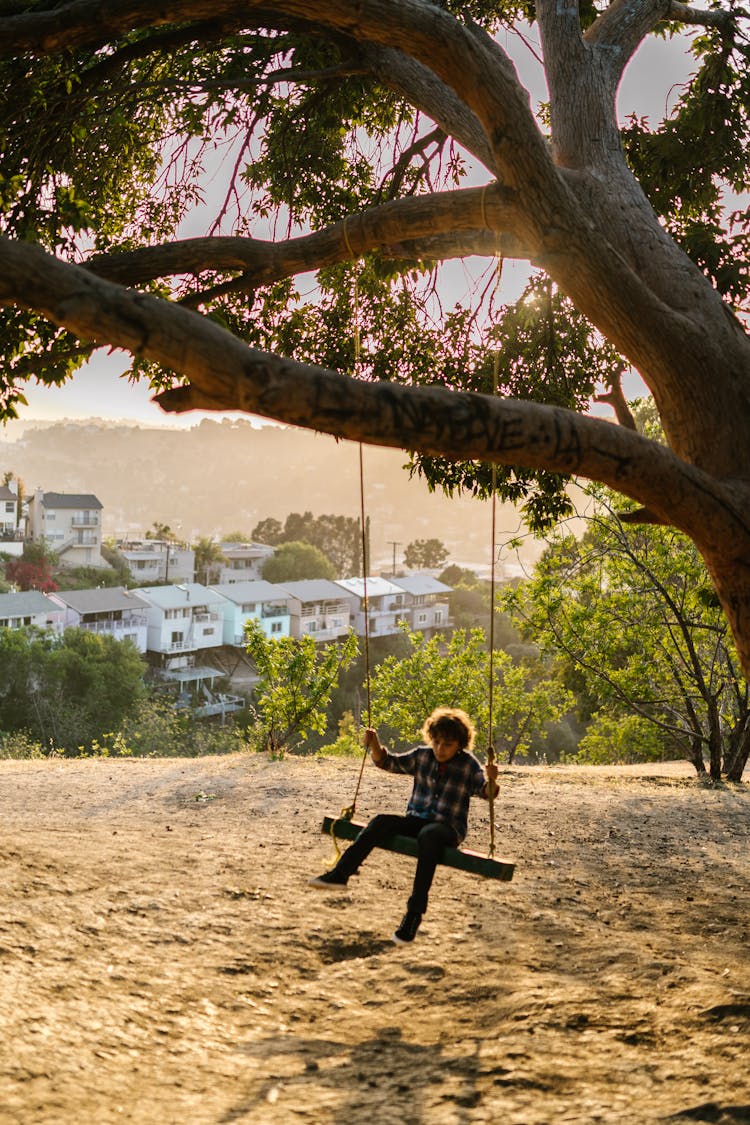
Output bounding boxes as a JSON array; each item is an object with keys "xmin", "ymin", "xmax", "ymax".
[
  {"xmin": 335, "ymin": 576, "xmax": 403, "ymax": 600},
  {"xmin": 279, "ymin": 579, "xmax": 355, "ymax": 603},
  {"xmin": 390, "ymin": 576, "xmax": 452, "ymax": 595},
  {"xmin": 133, "ymin": 582, "xmax": 222, "ymax": 609},
  {"xmin": 0, "ymin": 485, "xmax": 16, "ymax": 501},
  {"xmin": 39, "ymin": 492, "xmax": 103, "ymax": 509},
  {"xmin": 0, "ymin": 590, "xmax": 63, "ymax": 617},
  {"xmin": 209, "ymin": 580, "xmax": 288, "ymax": 604},
  {"xmin": 50, "ymin": 587, "xmax": 148, "ymax": 614},
  {"xmin": 220, "ymin": 542, "xmax": 274, "ymax": 558}
]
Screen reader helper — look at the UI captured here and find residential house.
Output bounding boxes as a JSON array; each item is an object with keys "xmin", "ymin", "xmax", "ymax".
[
  {"xmin": 117, "ymin": 538, "xmax": 195, "ymax": 584},
  {"xmin": 209, "ymin": 580, "xmax": 292, "ymax": 644},
  {"xmin": 134, "ymin": 582, "xmax": 243, "ymax": 717},
  {"xmin": 279, "ymin": 579, "xmax": 356, "ymax": 642},
  {"xmin": 26, "ymin": 490, "xmax": 106, "ymax": 568},
  {"xmin": 390, "ymin": 575, "xmax": 452, "ymax": 635},
  {"xmin": 0, "ymin": 481, "xmax": 23, "ymax": 554},
  {"xmin": 0, "ymin": 590, "xmax": 65, "ymax": 632},
  {"xmin": 334, "ymin": 576, "xmax": 411, "ymax": 638},
  {"xmin": 48, "ymin": 587, "xmax": 149, "ymax": 652},
  {"xmin": 216, "ymin": 541, "xmax": 275, "ymax": 584},
  {"xmin": 134, "ymin": 583, "xmax": 225, "ymax": 663}
]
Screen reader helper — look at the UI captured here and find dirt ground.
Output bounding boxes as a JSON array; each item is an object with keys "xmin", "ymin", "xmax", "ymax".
[{"xmin": 0, "ymin": 752, "xmax": 748, "ymax": 1125}]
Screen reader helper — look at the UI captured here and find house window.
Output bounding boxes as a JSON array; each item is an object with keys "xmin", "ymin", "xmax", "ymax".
[
  {"xmin": 271, "ymin": 622, "xmax": 282, "ymax": 634},
  {"xmin": 306, "ymin": 621, "xmax": 318, "ymax": 633},
  {"xmin": 435, "ymin": 611, "xmax": 443, "ymax": 624},
  {"xmin": 417, "ymin": 613, "xmax": 427, "ymax": 623},
  {"xmin": 171, "ymin": 630, "xmax": 184, "ymax": 644},
  {"xmin": 203, "ymin": 627, "xmax": 215, "ymax": 636}
]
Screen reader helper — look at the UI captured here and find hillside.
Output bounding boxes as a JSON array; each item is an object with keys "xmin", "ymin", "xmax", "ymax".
[{"xmin": 1, "ymin": 418, "xmax": 542, "ymax": 573}]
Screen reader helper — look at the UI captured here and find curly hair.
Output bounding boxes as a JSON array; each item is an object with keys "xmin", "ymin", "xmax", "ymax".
[{"xmin": 421, "ymin": 706, "xmax": 475, "ymax": 752}]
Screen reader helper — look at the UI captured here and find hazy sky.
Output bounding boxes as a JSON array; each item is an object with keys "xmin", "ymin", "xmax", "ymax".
[{"xmin": 15, "ymin": 30, "xmax": 694, "ymax": 430}]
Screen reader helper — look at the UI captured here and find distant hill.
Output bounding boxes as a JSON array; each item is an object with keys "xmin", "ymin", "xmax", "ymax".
[{"xmin": 1, "ymin": 418, "xmax": 542, "ymax": 574}]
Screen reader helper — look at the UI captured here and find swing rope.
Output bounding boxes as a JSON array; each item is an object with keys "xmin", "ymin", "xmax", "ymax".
[
  {"xmin": 330, "ymin": 219, "xmax": 372, "ymax": 855},
  {"xmin": 485, "ymin": 230, "xmax": 503, "ymax": 858}
]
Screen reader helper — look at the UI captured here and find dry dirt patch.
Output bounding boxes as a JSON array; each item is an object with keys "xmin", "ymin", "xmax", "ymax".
[{"xmin": 0, "ymin": 754, "xmax": 748, "ymax": 1124}]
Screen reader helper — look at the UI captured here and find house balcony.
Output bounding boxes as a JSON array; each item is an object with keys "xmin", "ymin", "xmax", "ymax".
[
  {"xmin": 80, "ymin": 616, "xmax": 146, "ymax": 635},
  {"xmin": 70, "ymin": 515, "xmax": 100, "ymax": 527}
]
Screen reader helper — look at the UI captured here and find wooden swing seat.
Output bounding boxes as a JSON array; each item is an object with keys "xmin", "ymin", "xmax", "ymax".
[{"xmin": 321, "ymin": 815, "xmax": 515, "ymax": 882}]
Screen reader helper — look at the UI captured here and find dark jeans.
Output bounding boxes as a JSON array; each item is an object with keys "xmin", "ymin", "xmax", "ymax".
[{"xmin": 333, "ymin": 813, "xmax": 459, "ymax": 915}]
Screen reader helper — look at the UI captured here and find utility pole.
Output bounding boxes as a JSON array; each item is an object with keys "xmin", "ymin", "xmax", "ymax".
[{"xmin": 387, "ymin": 540, "xmax": 400, "ymax": 576}]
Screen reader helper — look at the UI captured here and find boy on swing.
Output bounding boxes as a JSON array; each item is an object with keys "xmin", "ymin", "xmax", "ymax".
[{"xmin": 309, "ymin": 706, "xmax": 499, "ymax": 944}]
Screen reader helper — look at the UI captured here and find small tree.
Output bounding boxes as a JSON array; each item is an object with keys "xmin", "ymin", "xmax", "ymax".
[
  {"xmin": 5, "ymin": 542, "xmax": 58, "ymax": 592},
  {"xmin": 403, "ymin": 538, "xmax": 449, "ymax": 571},
  {"xmin": 504, "ymin": 487, "xmax": 750, "ymax": 780},
  {"xmin": 244, "ymin": 620, "xmax": 358, "ymax": 755},
  {"xmin": 262, "ymin": 541, "xmax": 336, "ymax": 583},
  {"xmin": 193, "ymin": 536, "xmax": 226, "ymax": 586}
]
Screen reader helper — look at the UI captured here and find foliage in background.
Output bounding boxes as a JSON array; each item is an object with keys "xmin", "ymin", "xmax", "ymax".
[
  {"xmin": 0, "ymin": 626, "xmax": 147, "ymax": 754},
  {"xmin": 403, "ymin": 538, "xmax": 449, "ymax": 570},
  {"xmin": 193, "ymin": 536, "xmax": 226, "ymax": 586},
  {"xmin": 317, "ymin": 710, "xmax": 364, "ymax": 758},
  {"xmin": 244, "ymin": 621, "xmax": 359, "ymax": 755},
  {"xmin": 5, "ymin": 542, "xmax": 58, "ymax": 592},
  {"xmin": 262, "ymin": 540, "xmax": 337, "ymax": 583},
  {"xmin": 253, "ymin": 511, "xmax": 367, "ymax": 578},
  {"xmin": 99, "ymin": 696, "xmax": 249, "ymax": 757},
  {"xmin": 503, "ymin": 486, "xmax": 750, "ymax": 780},
  {"xmin": 369, "ymin": 625, "xmax": 572, "ymax": 761},
  {"xmin": 0, "ymin": 729, "xmax": 45, "ymax": 759}
]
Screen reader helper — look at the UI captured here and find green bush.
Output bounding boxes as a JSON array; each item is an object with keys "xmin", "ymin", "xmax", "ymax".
[
  {"xmin": 570, "ymin": 713, "xmax": 668, "ymax": 765},
  {"xmin": 0, "ymin": 730, "xmax": 45, "ymax": 759}
]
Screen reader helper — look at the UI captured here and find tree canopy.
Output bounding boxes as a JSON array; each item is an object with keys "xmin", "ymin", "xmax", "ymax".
[
  {"xmin": 504, "ymin": 487, "xmax": 750, "ymax": 780},
  {"xmin": 262, "ymin": 540, "xmax": 337, "ymax": 582},
  {"xmin": 1, "ymin": 1, "xmax": 750, "ymax": 671}
]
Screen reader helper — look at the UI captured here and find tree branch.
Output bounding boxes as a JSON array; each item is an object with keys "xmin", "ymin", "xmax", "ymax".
[
  {"xmin": 3, "ymin": 235, "xmax": 748, "ymax": 554},
  {"xmin": 86, "ymin": 184, "xmax": 526, "ymax": 291},
  {"xmin": 666, "ymin": 1, "xmax": 739, "ymax": 29}
]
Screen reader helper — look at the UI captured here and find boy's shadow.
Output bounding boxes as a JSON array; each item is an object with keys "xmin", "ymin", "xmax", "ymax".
[{"xmin": 226, "ymin": 1025, "xmax": 481, "ymax": 1123}]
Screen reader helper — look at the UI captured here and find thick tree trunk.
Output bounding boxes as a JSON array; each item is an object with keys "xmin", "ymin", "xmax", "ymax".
[{"xmin": 688, "ymin": 737, "xmax": 707, "ymax": 776}]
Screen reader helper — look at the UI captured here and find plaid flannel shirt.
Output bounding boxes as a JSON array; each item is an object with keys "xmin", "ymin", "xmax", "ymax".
[{"xmin": 375, "ymin": 743, "xmax": 487, "ymax": 843}]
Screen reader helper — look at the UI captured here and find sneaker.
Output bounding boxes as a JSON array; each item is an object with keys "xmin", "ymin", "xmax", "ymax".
[
  {"xmin": 308, "ymin": 870, "xmax": 349, "ymax": 889},
  {"xmin": 392, "ymin": 911, "xmax": 422, "ymax": 944}
]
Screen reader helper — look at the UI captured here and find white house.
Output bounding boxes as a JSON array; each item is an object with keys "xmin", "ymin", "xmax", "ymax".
[
  {"xmin": 209, "ymin": 580, "xmax": 292, "ymax": 644},
  {"xmin": 0, "ymin": 590, "xmax": 65, "ymax": 632},
  {"xmin": 48, "ymin": 587, "xmax": 149, "ymax": 652},
  {"xmin": 133, "ymin": 583, "xmax": 226, "ymax": 662},
  {"xmin": 216, "ymin": 542, "xmax": 275, "ymax": 584},
  {"xmin": 26, "ymin": 490, "xmax": 106, "ymax": 569},
  {"xmin": 117, "ymin": 538, "xmax": 195, "ymax": 584},
  {"xmin": 390, "ymin": 575, "xmax": 452, "ymax": 635},
  {"xmin": 278, "ymin": 579, "xmax": 356, "ymax": 642},
  {"xmin": 334, "ymin": 576, "xmax": 410, "ymax": 638},
  {"xmin": 134, "ymin": 583, "xmax": 243, "ymax": 718},
  {"xmin": 0, "ymin": 481, "xmax": 22, "ymax": 554}
]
